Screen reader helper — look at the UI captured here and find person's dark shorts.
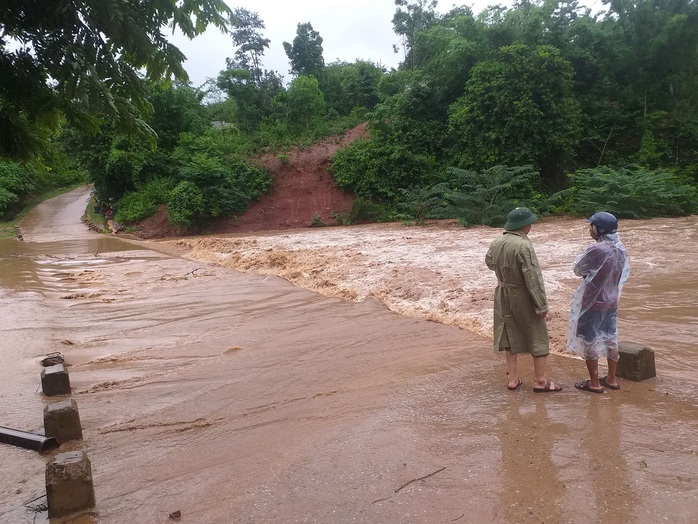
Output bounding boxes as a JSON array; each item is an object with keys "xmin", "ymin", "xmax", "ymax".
[{"xmin": 577, "ymin": 309, "xmax": 618, "ymax": 342}]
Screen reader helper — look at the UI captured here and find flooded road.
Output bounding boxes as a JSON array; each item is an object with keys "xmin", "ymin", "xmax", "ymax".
[
  {"xmin": 1, "ymin": 187, "xmax": 697, "ymax": 523},
  {"xmin": 175, "ymin": 215, "xmax": 698, "ymax": 386}
]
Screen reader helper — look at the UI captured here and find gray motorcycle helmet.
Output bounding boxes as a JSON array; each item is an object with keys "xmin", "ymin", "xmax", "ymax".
[{"xmin": 586, "ymin": 211, "xmax": 618, "ymax": 234}]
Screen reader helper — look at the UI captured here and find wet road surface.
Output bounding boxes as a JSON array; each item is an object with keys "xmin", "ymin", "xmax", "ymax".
[{"xmin": 0, "ymin": 187, "xmax": 696, "ymax": 523}]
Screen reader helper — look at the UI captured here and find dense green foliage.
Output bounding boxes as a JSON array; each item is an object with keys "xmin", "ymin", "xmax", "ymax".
[
  {"xmin": 115, "ymin": 178, "xmax": 176, "ymax": 223},
  {"xmin": 0, "ymin": 161, "xmax": 35, "ymax": 216},
  {"xmin": 0, "ymin": 155, "xmax": 86, "ymax": 219},
  {"xmin": 2, "ymin": 0, "xmax": 697, "ymax": 231},
  {"xmin": 559, "ymin": 166, "xmax": 698, "ymax": 218},
  {"xmin": 393, "ymin": 165, "xmax": 544, "ymax": 227},
  {"xmin": 443, "ymin": 165, "xmax": 545, "ymax": 227},
  {"xmin": 283, "ymin": 23, "xmax": 325, "ymax": 77},
  {"xmin": 62, "ymin": 83, "xmax": 271, "ymax": 230},
  {"xmin": 0, "ymin": 0, "xmax": 232, "ymax": 160},
  {"xmin": 330, "ymin": 0, "xmax": 698, "ymax": 222},
  {"xmin": 449, "ymin": 44, "xmax": 581, "ymax": 184},
  {"xmin": 167, "ymin": 181, "xmax": 206, "ymax": 227},
  {"xmin": 319, "ymin": 61, "xmax": 384, "ymax": 116},
  {"xmin": 276, "ymin": 76, "xmax": 326, "ymax": 132},
  {"xmin": 331, "ymin": 138, "xmax": 439, "ymax": 202},
  {"xmin": 172, "ymin": 132, "xmax": 271, "ymax": 218}
]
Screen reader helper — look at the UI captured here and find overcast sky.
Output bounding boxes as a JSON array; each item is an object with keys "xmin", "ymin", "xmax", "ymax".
[
  {"xmin": 171, "ymin": 0, "xmax": 604, "ymax": 88},
  {"xmin": 170, "ymin": 0, "xmax": 518, "ymax": 87}
]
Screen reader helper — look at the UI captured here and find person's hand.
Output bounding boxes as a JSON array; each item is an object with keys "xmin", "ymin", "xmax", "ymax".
[{"xmin": 538, "ymin": 311, "xmax": 548, "ymax": 319}]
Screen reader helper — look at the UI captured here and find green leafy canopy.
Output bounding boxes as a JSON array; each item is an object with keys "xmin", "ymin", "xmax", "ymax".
[{"xmin": 0, "ymin": 0, "xmax": 233, "ymax": 159}]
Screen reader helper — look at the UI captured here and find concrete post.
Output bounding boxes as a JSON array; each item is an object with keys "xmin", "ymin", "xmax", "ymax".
[
  {"xmin": 46, "ymin": 451, "xmax": 96, "ymax": 518},
  {"xmin": 41, "ymin": 364, "xmax": 71, "ymax": 396},
  {"xmin": 617, "ymin": 342, "xmax": 656, "ymax": 381},
  {"xmin": 44, "ymin": 399, "xmax": 83, "ymax": 442},
  {"xmin": 41, "ymin": 352, "xmax": 65, "ymax": 367}
]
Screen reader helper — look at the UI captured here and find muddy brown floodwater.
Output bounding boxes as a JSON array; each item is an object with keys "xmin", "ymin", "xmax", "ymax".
[{"xmin": 1, "ymin": 187, "xmax": 697, "ymax": 524}]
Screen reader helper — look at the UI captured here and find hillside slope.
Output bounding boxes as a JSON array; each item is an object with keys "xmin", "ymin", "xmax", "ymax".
[{"xmin": 135, "ymin": 122, "xmax": 367, "ymax": 238}]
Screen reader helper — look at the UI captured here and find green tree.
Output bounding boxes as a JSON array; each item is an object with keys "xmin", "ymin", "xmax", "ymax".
[
  {"xmin": 0, "ymin": 0, "xmax": 232, "ymax": 160},
  {"xmin": 371, "ymin": 69, "xmax": 453, "ymax": 160},
  {"xmin": 227, "ymin": 8, "xmax": 270, "ymax": 84},
  {"xmin": 167, "ymin": 180, "xmax": 205, "ymax": 227},
  {"xmin": 449, "ymin": 43, "xmax": 581, "ymax": 186},
  {"xmin": 415, "ymin": 9, "xmax": 486, "ymax": 107},
  {"xmin": 283, "ymin": 23, "xmax": 325, "ymax": 77},
  {"xmin": 63, "ymin": 82, "xmax": 209, "ymax": 201},
  {"xmin": 392, "ymin": 0, "xmax": 441, "ymax": 69},
  {"xmin": 319, "ymin": 61, "xmax": 384, "ymax": 116},
  {"xmin": 216, "ymin": 68, "xmax": 284, "ymax": 134},
  {"xmin": 147, "ymin": 83, "xmax": 208, "ymax": 151},
  {"xmin": 279, "ymin": 76, "xmax": 326, "ymax": 131},
  {"xmin": 605, "ymin": 0, "xmax": 698, "ymax": 169},
  {"xmin": 216, "ymin": 69, "xmax": 263, "ymax": 133}
]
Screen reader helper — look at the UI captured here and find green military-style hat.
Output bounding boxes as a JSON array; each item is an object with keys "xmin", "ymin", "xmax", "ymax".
[{"xmin": 504, "ymin": 206, "xmax": 538, "ymax": 231}]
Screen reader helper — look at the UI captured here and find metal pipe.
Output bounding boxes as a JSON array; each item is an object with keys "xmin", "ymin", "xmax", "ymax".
[{"xmin": 0, "ymin": 426, "xmax": 59, "ymax": 454}]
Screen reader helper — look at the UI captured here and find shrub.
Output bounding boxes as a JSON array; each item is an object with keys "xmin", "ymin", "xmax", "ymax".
[
  {"xmin": 397, "ymin": 185, "xmax": 456, "ymax": 225},
  {"xmin": 167, "ymin": 181, "xmax": 205, "ymax": 227},
  {"xmin": 442, "ymin": 165, "xmax": 544, "ymax": 227},
  {"xmin": 331, "ymin": 138, "xmax": 437, "ymax": 202},
  {"xmin": 115, "ymin": 178, "xmax": 177, "ymax": 223},
  {"xmin": 0, "ymin": 187, "xmax": 20, "ymax": 217},
  {"xmin": 177, "ymin": 155, "xmax": 270, "ymax": 217},
  {"xmin": 350, "ymin": 197, "xmax": 391, "ymax": 223},
  {"xmin": 562, "ymin": 166, "xmax": 698, "ymax": 218},
  {"xmin": 0, "ymin": 160, "xmax": 37, "ymax": 217},
  {"xmin": 115, "ymin": 191, "xmax": 158, "ymax": 223},
  {"xmin": 173, "ymin": 132, "xmax": 272, "ymax": 219},
  {"xmin": 310, "ymin": 213, "xmax": 326, "ymax": 227},
  {"xmin": 0, "ymin": 160, "xmax": 36, "ymax": 195},
  {"xmin": 38, "ymin": 146, "xmax": 88, "ymax": 189}
]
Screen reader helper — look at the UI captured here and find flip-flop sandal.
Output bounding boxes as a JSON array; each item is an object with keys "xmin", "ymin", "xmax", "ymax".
[
  {"xmin": 507, "ymin": 379, "xmax": 523, "ymax": 391},
  {"xmin": 574, "ymin": 380, "xmax": 604, "ymax": 394},
  {"xmin": 600, "ymin": 376, "xmax": 621, "ymax": 390},
  {"xmin": 533, "ymin": 379, "xmax": 563, "ymax": 393}
]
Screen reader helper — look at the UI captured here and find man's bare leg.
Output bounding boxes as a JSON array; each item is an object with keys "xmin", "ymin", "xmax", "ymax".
[
  {"xmin": 586, "ymin": 359, "xmax": 602, "ymax": 389},
  {"xmin": 532, "ymin": 355, "xmax": 547, "ymax": 389},
  {"xmin": 505, "ymin": 349, "xmax": 519, "ymax": 388},
  {"xmin": 605, "ymin": 358, "xmax": 619, "ymax": 387}
]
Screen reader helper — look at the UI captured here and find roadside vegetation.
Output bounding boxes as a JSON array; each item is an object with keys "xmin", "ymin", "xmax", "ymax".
[{"xmin": 1, "ymin": 0, "xmax": 697, "ymax": 234}]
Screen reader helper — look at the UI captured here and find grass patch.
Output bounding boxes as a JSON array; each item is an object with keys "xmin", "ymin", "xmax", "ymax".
[{"xmin": 83, "ymin": 196, "xmax": 109, "ymax": 232}]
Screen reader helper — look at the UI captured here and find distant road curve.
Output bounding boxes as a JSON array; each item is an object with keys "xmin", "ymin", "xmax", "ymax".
[{"xmin": 19, "ymin": 186, "xmax": 100, "ymax": 243}]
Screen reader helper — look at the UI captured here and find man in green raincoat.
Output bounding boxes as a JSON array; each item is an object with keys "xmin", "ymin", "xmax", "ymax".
[{"xmin": 486, "ymin": 207, "xmax": 562, "ymax": 393}]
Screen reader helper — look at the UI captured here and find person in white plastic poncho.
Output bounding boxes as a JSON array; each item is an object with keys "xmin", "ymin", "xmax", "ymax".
[{"xmin": 569, "ymin": 212, "xmax": 630, "ymax": 393}]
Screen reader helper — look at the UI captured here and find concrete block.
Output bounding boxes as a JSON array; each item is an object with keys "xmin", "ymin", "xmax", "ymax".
[
  {"xmin": 46, "ymin": 451, "xmax": 96, "ymax": 518},
  {"xmin": 41, "ymin": 352, "xmax": 64, "ymax": 367},
  {"xmin": 41, "ymin": 364, "xmax": 71, "ymax": 396},
  {"xmin": 617, "ymin": 342, "xmax": 656, "ymax": 381},
  {"xmin": 44, "ymin": 399, "xmax": 83, "ymax": 442}
]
